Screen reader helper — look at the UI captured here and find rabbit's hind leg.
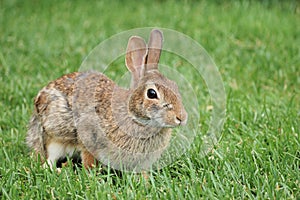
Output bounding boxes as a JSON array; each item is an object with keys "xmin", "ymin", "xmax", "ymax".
[{"xmin": 81, "ymin": 148, "xmax": 98, "ymax": 169}]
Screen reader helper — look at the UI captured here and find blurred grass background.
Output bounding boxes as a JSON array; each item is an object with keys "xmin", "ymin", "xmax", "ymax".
[{"xmin": 0, "ymin": 0, "xmax": 299, "ymax": 199}]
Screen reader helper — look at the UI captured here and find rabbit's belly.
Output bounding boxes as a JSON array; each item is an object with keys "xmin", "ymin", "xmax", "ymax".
[
  {"xmin": 105, "ymin": 147, "xmax": 164, "ymax": 171},
  {"xmin": 94, "ymin": 130, "xmax": 171, "ymax": 171}
]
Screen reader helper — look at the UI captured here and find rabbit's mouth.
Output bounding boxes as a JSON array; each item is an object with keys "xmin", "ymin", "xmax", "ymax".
[
  {"xmin": 162, "ymin": 117, "xmax": 187, "ymax": 127},
  {"xmin": 156, "ymin": 105, "xmax": 188, "ymax": 127}
]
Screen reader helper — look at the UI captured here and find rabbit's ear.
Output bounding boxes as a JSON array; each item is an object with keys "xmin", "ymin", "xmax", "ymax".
[
  {"xmin": 126, "ymin": 36, "xmax": 148, "ymax": 88},
  {"xmin": 146, "ymin": 29, "xmax": 163, "ymax": 71}
]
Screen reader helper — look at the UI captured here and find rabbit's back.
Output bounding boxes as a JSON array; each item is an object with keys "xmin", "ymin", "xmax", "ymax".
[{"xmin": 26, "ymin": 71, "xmax": 114, "ymax": 159}]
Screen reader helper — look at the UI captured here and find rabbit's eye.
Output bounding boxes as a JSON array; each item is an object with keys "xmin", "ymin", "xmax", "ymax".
[{"xmin": 147, "ymin": 88, "xmax": 158, "ymax": 99}]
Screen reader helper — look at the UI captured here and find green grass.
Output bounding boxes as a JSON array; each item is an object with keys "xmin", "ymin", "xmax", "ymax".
[{"xmin": 0, "ymin": 0, "xmax": 299, "ymax": 199}]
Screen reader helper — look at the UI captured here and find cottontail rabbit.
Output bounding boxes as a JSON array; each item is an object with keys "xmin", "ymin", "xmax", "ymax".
[{"xmin": 26, "ymin": 29, "xmax": 188, "ymax": 171}]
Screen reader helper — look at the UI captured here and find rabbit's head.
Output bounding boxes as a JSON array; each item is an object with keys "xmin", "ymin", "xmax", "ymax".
[{"xmin": 125, "ymin": 29, "xmax": 188, "ymax": 128}]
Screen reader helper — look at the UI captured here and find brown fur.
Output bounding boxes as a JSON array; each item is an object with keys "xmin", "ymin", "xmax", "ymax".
[{"xmin": 26, "ymin": 29, "xmax": 188, "ymax": 171}]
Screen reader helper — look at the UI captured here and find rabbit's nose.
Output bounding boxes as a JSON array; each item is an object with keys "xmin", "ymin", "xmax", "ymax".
[
  {"xmin": 177, "ymin": 109, "xmax": 188, "ymax": 126},
  {"xmin": 175, "ymin": 114, "xmax": 187, "ymax": 126},
  {"xmin": 181, "ymin": 116, "xmax": 188, "ymax": 126}
]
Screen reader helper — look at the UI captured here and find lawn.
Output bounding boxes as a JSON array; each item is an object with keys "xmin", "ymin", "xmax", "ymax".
[{"xmin": 0, "ymin": 0, "xmax": 299, "ymax": 199}]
